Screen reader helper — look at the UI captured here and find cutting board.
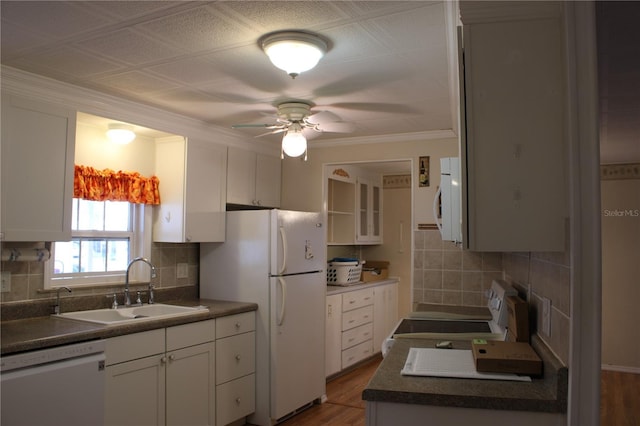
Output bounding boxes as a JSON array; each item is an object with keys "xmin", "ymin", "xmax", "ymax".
[{"xmin": 401, "ymin": 347, "xmax": 531, "ymax": 382}]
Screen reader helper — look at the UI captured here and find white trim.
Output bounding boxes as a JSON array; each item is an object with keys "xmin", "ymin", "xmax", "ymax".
[
  {"xmin": 601, "ymin": 365, "xmax": 640, "ymax": 375},
  {"xmin": 564, "ymin": 3, "xmax": 602, "ymax": 426}
]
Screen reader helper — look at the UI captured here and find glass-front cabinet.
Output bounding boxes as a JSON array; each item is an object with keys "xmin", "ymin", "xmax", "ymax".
[{"xmin": 356, "ymin": 178, "xmax": 382, "ymax": 244}]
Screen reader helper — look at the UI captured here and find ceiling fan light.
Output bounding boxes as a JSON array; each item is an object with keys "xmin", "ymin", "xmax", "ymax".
[
  {"xmin": 106, "ymin": 123, "xmax": 136, "ymax": 144},
  {"xmin": 261, "ymin": 31, "xmax": 327, "ymax": 78},
  {"xmin": 282, "ymin": 130, "xmax": 307, "ymax": 158}
]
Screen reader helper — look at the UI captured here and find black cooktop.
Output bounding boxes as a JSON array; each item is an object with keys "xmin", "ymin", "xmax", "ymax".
[{"xmin": 393, "ymin": 319, "xmax": 491, "ymax": 334}]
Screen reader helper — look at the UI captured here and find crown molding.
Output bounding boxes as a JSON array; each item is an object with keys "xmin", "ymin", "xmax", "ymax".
[
  {"xmin": 310, "ymin": 129, "xmax": 457, "ymax": 148},
  {"xmin": 0, "ymin": 66, "xmax": 277, "ymax": 154}
]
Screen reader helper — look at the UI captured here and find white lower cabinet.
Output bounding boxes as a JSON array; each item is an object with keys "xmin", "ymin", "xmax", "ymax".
[
  {"xmin": 215, "ymin": 312, "xmax": 256, "ymax": 426},
  {"xmin": 105, "ymin": 313, "xmax": 256, "ymax": 426},
  {"xmin": 326, "ymin": 282, "xmax": 398, "ymax": 377}
]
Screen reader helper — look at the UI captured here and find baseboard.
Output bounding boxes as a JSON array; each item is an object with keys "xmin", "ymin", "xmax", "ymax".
[{"xmin": 601, "ymin": 364, "xmax": 640, "ymax": 374}]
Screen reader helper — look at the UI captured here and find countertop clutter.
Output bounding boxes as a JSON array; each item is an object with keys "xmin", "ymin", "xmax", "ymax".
[
  {"xmin": 363, "ymin": 335, "xmax": 567, "ymax": 413},
  {"xmin": 1, "ymin": 299, "xmax": 257, "ymax": 355}
]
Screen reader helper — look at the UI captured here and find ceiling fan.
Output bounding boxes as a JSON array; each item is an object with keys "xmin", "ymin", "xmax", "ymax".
[{"xmin": 232, "ymin": 101, "xmax": 355, "ymax": 159}]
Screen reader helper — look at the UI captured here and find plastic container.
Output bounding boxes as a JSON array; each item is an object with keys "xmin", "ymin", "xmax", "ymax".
[{"xmin": 327, "ymin": 260, "xmax": 364, "ymax": 285}]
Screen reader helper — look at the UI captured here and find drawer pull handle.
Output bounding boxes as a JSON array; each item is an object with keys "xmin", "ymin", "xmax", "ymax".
[
  {"xmin": 349, "ymin": 300, "xmax": 355, "ymax": 304},
  {"xmin": 235, "ymin": 322, "xmax": 241, "ymax": 329},
  {"xmin": 235, "ymin": 397, "xmax": 241, "ymax": 405},
  {"xmin": 160, "ymin": 356, "xmax": 167, "ymax": 365},
  {"xmin": 235, "ymin": 354, "xmax": 241, "ymax": 361},
  {"xmin": 169, "ymin": 354, "xmax": 175, "ymax": 362}
]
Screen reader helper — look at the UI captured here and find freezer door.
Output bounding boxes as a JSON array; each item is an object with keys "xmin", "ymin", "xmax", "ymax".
[
  {"xmin": 270, "ymin": 273, "xmax": 325, "ymax": 420},
  {"xmin": 271, "ymin": 210, "xmax": 326, "ymax": 275}
]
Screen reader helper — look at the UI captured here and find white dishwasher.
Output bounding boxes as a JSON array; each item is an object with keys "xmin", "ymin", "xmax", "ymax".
[{"xmin": 1, "ymin": 340, "xmax": 106, "ymax": 426}]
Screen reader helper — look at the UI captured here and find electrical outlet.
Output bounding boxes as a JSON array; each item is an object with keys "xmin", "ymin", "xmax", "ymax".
[
  {"xmin": 177, "ymin": 263, "xmax": 188, "ymax": 279},
  {"xmin": 542, "ymin": 297, "xmax": 551, "ymax": 336},
  {"xmin": 1, "ymin": 271, "xmax": 11, "ymax": 292}
]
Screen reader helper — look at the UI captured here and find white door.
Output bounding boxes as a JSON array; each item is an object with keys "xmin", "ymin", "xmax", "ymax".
[
  {"xmin": 270, "ymin": 272, "xmax": 325, "ymax": 420},
  {"xmin": 272, "ymin": 210, "xmax": 326, "ymax": 275}
]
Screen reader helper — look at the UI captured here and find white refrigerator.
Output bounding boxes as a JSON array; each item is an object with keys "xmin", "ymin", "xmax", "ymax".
[{"xmin": 200, "ymin": 209, "xmax": 326, "ymax": 426}]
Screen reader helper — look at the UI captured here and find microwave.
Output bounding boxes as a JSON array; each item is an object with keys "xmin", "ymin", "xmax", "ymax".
[{"xmin": 433, "ymin": 157, "xmax": 462, "ymax": 243}]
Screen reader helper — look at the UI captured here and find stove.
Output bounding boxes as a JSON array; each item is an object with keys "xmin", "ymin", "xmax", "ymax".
[{"xmin": 382, "ymin": 280, "xmax": 518, "ymax": 356}]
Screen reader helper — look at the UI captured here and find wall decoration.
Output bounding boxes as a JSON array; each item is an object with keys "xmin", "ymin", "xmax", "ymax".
[
  {"xmin": 419, "ymin": 156, "xmax": 430, "ymax": 187},
  {"xmin": 383, "ymin": 174, "xmax": 411, "ymax": 189}
]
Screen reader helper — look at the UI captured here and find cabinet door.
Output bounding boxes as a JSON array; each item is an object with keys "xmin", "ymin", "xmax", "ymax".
[
  {"xmin": 226, "ymin": 147, "xmax": 256, "ymax": 206},
  {"xmin": 461, "ymin": 13, "xmax": 566, "ymax": 251},
  {"xmin": 166, "ymin": 342, "xmax": 216, "ymax": 426},
  {"xmin": 184, "ymin": 139, "xmax": 226, "ymax": 242},
  {"xmin": 1, "ymin": 95, "xmax": 76, "ymax": 241},
  {"xmin": 105, "ymin": 355, "xmax": 165, "ymax": 426},
  {"xmin": 255, "ymin": 153, "xmax": 281, "ymax": 208},
  {"xmin": 355, "ymin": 178, "xmax": 383, "ymax": 244},
  {"xmin": 373, "ymin": 283, "xmax": 398, "ymax": 353},
  {"xmin": 154, "ymin": 138, "xmax": 226, "ymax": 243},
  {"xmin": 325, "ymin": 294, "xmax": 342, "ymax": 377}
]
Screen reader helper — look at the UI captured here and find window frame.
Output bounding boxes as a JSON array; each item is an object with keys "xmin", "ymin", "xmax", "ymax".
[{"xmin": 45, "ymin": 201, "xmax": 152, "ymax": 289}]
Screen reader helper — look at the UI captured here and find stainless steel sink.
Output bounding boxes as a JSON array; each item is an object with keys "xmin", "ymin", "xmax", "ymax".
[{"xmin": 54, "ymin": 303, "xmax": 208, "ymax": 325}]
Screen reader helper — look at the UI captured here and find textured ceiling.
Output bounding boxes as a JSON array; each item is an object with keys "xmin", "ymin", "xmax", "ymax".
[{"xmin": 0, "ymin": 1, "xmax": 457, "ymax": 151}]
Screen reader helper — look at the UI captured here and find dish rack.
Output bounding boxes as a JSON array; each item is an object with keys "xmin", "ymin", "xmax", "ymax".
[{"xmin": 327, "ymin": 259, "xmax": 364, "ymax": 285}]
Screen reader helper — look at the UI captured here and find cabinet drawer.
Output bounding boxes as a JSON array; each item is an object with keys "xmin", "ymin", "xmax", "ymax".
[
  {"xmin": 216, "ymin": 311, "xmax": 256, "ymax": 339},
  {"xmin": 216, "ymin": 373, "xmax": 256, "ymax": 426},
  {"xmin": 342, "ymin": 323, "xmax": 373, "ymax": 350},
  {"xmin": 166, "ymin": 319, "xmax": 215, "ymax": 351},
  {"xmin": 341, "ymin": 340, "xmax": 373, "ymax": 369},
  {"xmin": 341, "ymin": 305, "xmax": 373, "ymax": 331},
  {"xmin": 342, "ymin": 288, "xmax": 374, "ymax": 312},
  {"xmin": 105, "ymin": 328, "xmax": 165, "ymax": 366},
  {"xmin": 216, "ymin": 331, "xmax": 256, "ymax": 385}
]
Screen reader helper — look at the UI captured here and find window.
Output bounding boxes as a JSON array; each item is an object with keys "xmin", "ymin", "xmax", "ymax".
[{"xmin": 46, "ymin": 199, "xmax": 151, "ymax": 288}]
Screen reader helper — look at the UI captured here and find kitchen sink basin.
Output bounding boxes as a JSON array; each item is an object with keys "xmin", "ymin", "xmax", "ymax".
[{"xmin": 54, "ymin": 303, "xmax": 208, "ymax": 325}]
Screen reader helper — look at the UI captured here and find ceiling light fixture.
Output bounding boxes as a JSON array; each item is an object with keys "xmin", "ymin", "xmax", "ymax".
[
  {"xmin": 260, "ymin": 31, "xmax": 328, "ymax": 79},
  {"xmin": 106, "ymin": 123, "xmax": 136, "ymax": 144},
  {"xmin": 281, "ymin": 122, "xmax": 307, "ymax": 159}
]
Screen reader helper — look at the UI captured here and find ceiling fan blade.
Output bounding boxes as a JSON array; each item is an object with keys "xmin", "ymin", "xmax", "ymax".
[
  {"xmin": 232, "ymin": 123, "xmax": 280, "ymax": 129},
  {"xmin": 306, "ymin": 110, "xmax": 341, "ymax": 124},
  {"xmin": 318, "ymin": 121, "xmax": 356, "ymax": 133},
  {"xmin": 255, "ymin": 128, "xmax": 287, "ymax": 137}
]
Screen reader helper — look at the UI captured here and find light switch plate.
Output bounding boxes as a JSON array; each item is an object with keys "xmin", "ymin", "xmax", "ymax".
[
  {"xmin": 177, "ymin": 263, "xmax": 188, "ymax": 279},
  {"xmin": 1, "ymin": 271, "xmax": 11, "ymax": 292}
]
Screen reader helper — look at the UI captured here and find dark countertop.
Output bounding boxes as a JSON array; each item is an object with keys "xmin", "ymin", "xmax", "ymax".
[
  {"xmin": 363, "ymin": 335, "xmax": 567, "ymax": 413},
  {"xmin": 1, "ymin": 299, "xmax": 257, "ymax": 356}
]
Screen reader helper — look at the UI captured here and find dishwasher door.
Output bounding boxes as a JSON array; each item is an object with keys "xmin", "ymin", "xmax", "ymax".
[{"xmin": 1, "ymin": 340, "xmax": 106, "ymax": 426}]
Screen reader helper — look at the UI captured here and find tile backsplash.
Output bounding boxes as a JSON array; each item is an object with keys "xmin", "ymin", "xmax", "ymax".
[
  {"xmin": 0, "ymin": 242, "xmax": 199, "ymax": 303},
  {"xmin": 414, "ymin": 228, "xmax": 571, "ymax": 365}
]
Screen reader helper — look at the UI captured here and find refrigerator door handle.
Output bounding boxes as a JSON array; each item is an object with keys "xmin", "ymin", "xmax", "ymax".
[
  {"xmin": 278, "ymin": 226, "xmax": 287, "ymax": 274},
  {"xmin": 277, "ymin": 277, "xmax": 287, "ymax": 326},
  {"xmin": 433, "ymin": 186, "xmax": 443, "ymax": 233}
]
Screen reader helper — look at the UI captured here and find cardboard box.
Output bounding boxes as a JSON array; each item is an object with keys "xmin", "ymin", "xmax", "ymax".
[
  {"xmin": 361, "ymin": 260, "xmax": 389, "ymax": 282},
  {"xmin": 506, "ymin": 296, "xmax": 529, "ymax": 342},
  {"xmin": 472, "ymin": 340, "xmax": 542, "ymax": 376}
]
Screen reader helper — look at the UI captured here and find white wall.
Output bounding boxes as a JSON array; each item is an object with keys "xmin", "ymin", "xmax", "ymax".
[
  {"xmin": 281, "ymin": 137, "xmax": 458, "ymax": 227},
  {"xmin": 75, "ymin": 120, "xmax": 157, "ymax": 175},
  {"xmin": 600, "ymin": 178, "xmax": 640, "ymax": 371}
]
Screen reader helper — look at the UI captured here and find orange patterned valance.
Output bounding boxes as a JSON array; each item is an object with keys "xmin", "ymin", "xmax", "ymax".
[{"xmin": 74, "ymin": 165, "xmax": 161, "ymax": 205}]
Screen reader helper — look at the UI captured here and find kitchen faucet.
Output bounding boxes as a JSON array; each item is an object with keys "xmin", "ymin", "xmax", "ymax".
[
  {"xmin": 124, "ymin": 257, "xmax": 157, "ymax": 307},
  {"xmin": 53, "ymin": 286, "xmax": 72, "ymax": 314}
]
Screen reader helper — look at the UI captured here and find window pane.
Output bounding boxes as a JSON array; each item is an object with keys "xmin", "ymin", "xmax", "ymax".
[
  {"xmin": 53, "ymin": 240, "xmax": 80, "ymax": 273},
  {"xmin": 80, "ymin": 239, "xmax": 106, "ymax": 272},
  {"xmin": 71, "ymin": 199, "xmax": 79, "ymax": 231},
  {"xmin": 105, "ymin": 201, "xmax": 130, "ymax": 231},
  {"xmin": 107, "ymin": 239, "xmax": 129, "ymax": 271},
  {"xmin": 78, "ymin": 199, "xmax": 105, "ymax": 231}
]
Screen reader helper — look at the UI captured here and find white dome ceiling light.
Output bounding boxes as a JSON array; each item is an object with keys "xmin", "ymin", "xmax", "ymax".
[
  {"xmin": 106, "ymin": 123, "xmax": 136, "ymax": 144},
  {"xmin": 260, "ymin": 31, "xmax": 328, "ymax": 79}
]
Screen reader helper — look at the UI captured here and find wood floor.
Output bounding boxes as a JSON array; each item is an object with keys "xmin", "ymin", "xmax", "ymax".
[
  {"xmin": 278, "ymin": 356, "xmax": 382, "ymax": 426},
  {"xmin": 274, "ymin": 358, "xmax": 640, "ymax": 426}
]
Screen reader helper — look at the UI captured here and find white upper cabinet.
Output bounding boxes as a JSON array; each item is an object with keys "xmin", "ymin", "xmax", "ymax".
[
  {"xmin": 154, "ymin": 136, "xmax": 226, "ymax": 242},
  {"xmin": 356, "ymin": 177, "xmax": 383, "ymax": 244},
  {"xmin": 459, "ymin": 1, "xmax": 567, "ymax": 251},
  {"xmin": 1, "ymin": 95, "xmax": 76, "ymax": 241},
  {"xmin": 226, "ymin": 147, "xmax": 281, "ymax": 208}
]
